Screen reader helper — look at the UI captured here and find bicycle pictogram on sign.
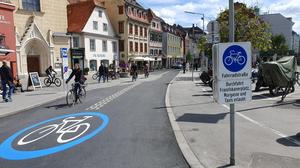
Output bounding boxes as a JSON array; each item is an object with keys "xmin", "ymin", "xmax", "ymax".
[
  {"xmin": 223, "ymin": 45, "xmax": 247, "ymax": 72},
  {"xmin": 0, "ymin": 112, "xmax": 109, "ymax": 160}
]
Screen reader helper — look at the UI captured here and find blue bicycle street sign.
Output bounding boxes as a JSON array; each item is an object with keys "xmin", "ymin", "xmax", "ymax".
[
  {"xmin": 0, "ymin": 112, "xmax": 109, "ymax": 160},
  {"xmin": 223, "ymin": 45, "xmax": 247, "ymax": 72}
]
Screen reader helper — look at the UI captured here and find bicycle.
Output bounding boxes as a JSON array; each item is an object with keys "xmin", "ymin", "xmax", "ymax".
[
  {"xmin": 224, "ymin": 50, "xmax": 246, "ymax": 66},
  {"xmin": 17, "ymin": 115, "xmax": 93, "ymax": 145},
  {"xmin": 44, "ymin": 74, "xmax": 62, "ymax": 87},
  {"xmin": 132, "ymin": 71, "xmax": 138, "ymax": 82},
  {"xmin": 66, "ymin": 82, "xmax": 87, "ymax": 106},
  {"xmin": 92, "ymin": 72, "xmax": 99, "ymax": 80}
]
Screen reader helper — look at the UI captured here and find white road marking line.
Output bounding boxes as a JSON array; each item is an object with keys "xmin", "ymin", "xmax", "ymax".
[{"xmin": 222, "ymin": 104, "xmax": 300, "ymax": 146}]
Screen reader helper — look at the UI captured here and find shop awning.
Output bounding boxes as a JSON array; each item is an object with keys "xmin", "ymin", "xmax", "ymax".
[
  {"xmin": 0, "ymin": 48, "xmax": 14, "ymax": 56},
  {"xmin": 133, "ymin": 57, "xmax": 145, "ymax": 61}
]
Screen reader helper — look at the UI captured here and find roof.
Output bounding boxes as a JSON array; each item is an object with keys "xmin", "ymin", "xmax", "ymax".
[
  {"xmin": 67, "ymin": 0, "xmax": 105, "ymax": 33},
  {"xmin": 260, "ymin": 13, "xmax": 295, "ymax": 25},
  {"xmin": 125, "ymin": 0, "xmax": 144, "ymax": 10},
  {"xmin": 184, "ymin": 26, "xmax": 206, "ymax": 35}
]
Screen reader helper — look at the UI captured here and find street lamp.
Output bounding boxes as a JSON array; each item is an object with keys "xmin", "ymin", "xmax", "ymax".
[{"xmin": 184, "ymin": 11, "xmax": 205, "ymax": 80}]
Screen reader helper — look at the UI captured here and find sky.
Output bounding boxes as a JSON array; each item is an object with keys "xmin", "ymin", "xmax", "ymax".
[{"xmin": 139, "ymin": 0, "xmax": 300, "ymax": 34}]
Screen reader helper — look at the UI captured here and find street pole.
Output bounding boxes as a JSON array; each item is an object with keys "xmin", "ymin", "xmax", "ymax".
[
  {"xmin": 201, "ymin": 14, "xmax": 205, "ymax": 72},
  {"xmin": 229, "ymin": 0, "xmax": 235, "ymax": 166},
  {"xmin": 192, "ymin": 24, "xmax": 195, "ymax": 81}
]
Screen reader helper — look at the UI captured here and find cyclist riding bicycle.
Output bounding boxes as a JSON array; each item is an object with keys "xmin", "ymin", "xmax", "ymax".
[
  {"xmin": 45, "ymin": 66, "xmax": 57, "ymax": 81},
  {"xmin": 131, "ymin": 62, "xmax": 138, "ymax": 80},
  {"xmin": 66, "ymin": 64, "xmax": 85, "ymax": 101},
  {"xmin": 144, "ymin": 63, "xmax": 149, "ymax": 78}
]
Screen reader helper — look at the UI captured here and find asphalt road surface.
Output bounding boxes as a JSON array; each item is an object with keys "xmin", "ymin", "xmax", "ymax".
[{"xmin": 0, "ymin": 70, "xmax": 189, "ymax": 168}]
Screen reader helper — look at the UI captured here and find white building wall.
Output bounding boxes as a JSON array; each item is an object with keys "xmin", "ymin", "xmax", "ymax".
[
  {"xmin": 81, "ymin": 7, "xmax": 118, "ymax": 71},
  {"xmin": 260, "ymin": 14, "xmax": 294, "ymax": 50}
]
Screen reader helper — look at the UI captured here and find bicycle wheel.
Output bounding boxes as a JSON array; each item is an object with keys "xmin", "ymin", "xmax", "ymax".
[
  {"xmin": 54, "ymin": 78, "xmax": 62, "ymax": 87},
  {"xmin": 17, "ymin": 124, "xmax": 58, "ymax": 145},
  {"xmin": 66, "ymin": 90, "xmax": 76, "ymax": 106},
  {"xmin": 92, "ymin": 73, "xmax": 98, "ymax": 80},
  {"xmin": 78, "ymin": 87, "xmax": 87, "ymax": 103},
  {"xmin": 224, "ymin": 57, "xmax": 233, "ymax": 66},
  {"xmin": 44, "ymin": 78, "xmax": 51, "ymax": 87}
]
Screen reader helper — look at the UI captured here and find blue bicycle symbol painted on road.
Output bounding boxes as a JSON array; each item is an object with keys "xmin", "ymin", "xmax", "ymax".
[
  {"xmin": 223, "ymin": 45, "xmax": 247, "ymax": 72},
  {"xmin": 0, "ymin": 112, "xmax": 109, "ymax": 160}
]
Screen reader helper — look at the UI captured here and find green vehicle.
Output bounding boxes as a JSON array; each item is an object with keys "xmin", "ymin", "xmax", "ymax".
[{"xmin": 260, "ymin": 56, "xmax": 299, "ymax": 101}]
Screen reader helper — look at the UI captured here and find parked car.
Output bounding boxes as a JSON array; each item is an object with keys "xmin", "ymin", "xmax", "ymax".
[{"xmin": 171, "ymin": 62, "xmax": 183, "ymax": 69}]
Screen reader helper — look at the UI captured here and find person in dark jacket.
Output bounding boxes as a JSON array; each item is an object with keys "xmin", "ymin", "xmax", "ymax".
[
  {"xmin": 0, "ymin": 62, "xmax": 14, "ymax": 102},
  {"xmin": 98, "ymin": 63, "xmax": 105, "ymax": 83},
  {"xmin": 66, "ymin": 64, "xmax": 84, "ymax": 101},
  {"xmin": 104, "ymin": 64, "xmax": 109, "ymax": 82},
  {"xmin": 182, "ymin": 62, "xmax": 186, "ymax": 74}
]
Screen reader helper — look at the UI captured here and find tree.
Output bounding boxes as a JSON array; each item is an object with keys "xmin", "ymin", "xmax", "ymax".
[
  {"xmin": 217, "ymin": 2, "xmax": 272, "ymax": 52},
  {"xmin": 186, "ymin": 52, "xmax": 193, "ymax": 62},
  {"xmin": 261, "ymin": 35, "xmax": 289, "ymax": 57}
]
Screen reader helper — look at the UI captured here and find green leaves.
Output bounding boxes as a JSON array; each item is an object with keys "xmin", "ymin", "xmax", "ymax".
[{"xmin": 216, "ymin": 3, "xmax": 272, "ymax": 52}]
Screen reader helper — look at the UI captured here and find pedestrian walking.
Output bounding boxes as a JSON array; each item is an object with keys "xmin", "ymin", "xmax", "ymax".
[
  {"xmin": 182, "ymin": 62, "xmax": 186, "ymax": 74},
  {"xmin": 0, "ymin": 62, "xmax": 14, "ymax": 102},
  {"xmin": 104, "ymin": 64, "xmax": 109, "ymax": 82},
  {"xmin": 98, "ymin": 63, "xmax": 105, "ymax": 83}
]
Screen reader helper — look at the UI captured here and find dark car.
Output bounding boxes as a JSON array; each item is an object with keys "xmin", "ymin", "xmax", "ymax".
[{"xmin": 171, "ymin": 62, "xmax": 183, "ymax": 69}]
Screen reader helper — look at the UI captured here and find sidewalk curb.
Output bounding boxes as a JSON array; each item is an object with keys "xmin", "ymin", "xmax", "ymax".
[
  {"xmin": 165, "ymin": 73, "xmax": 205, "ymax": 168},
  {"xmin": 0, "ymin": 93, "xmax": 66, "ymax": 119},
  {"xmin": 0, "ymin": 80, "xmax": 129, "ymax": 119}
]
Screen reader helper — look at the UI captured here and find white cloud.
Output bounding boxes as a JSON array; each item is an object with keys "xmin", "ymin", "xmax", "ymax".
[{"xmin": 142, "ymin": 0, "xmax": 300, "ymax": 33}]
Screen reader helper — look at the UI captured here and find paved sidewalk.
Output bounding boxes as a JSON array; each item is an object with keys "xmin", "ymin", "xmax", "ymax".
[
  {"xmin": 0, "ymin": 71, "xmax": 167, "ymax": 118},
  {"xmin": 167, "ymin": 70, "xmax": 300, "ymax": 168}
]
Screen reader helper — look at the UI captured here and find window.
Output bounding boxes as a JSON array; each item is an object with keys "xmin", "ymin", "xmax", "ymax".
[
  {"xmin": 93, "ymin": 21, "xmax": 98, "ymax": 30},
  {"xmin": 98, "ymin": 10, "xmax": 102, "ymax": 17},
  {"xmin": 118, "ymin": 5, "xmax": 124, "ymax": 14},
  {"xmin": 144, "ymin": 43, "xmax": 147, "ymax": 53},
  {"xmin": 72, "ymin": 37, "xmax": 80, "ymax": 48},
  {"xmin": 0, "ymin": 35, "xmax": 5, "ymax": 48},
  {"xmin": 135, "ymin": 42, "xmax": 138, "ymax": 52},
  {"xmin": 127, "ymin": 7, "xmax": 132, "ymax": 14},
  {"xmin": 134, "ymin": 25, "xmax": 138, "ymax": 35},
  {"xmin": 138, "ymin": 11, "xmax": 141, "ymax": 18},
  {"xmin": 102, "ymin": 40, "xmax": 107, "ymax": 52},
  {"xmin": 140, "ymin": 26, "xmax": 143, "ymax": 37},
  {"xmin": 119, "ymin": 40, "xmax": 124, "ymax": 52},
  {"xmin": 144, "ymin": 28, "xmax": 147, "ymax": 37},
  {"xmin": 150, "ymin": 49, "xmax": 153, "ymax": 55},
  {"xmin": 159, "ymin": 50, "xmax": 162, "ymax": 55},
  {"xmin": 90, "ymin": 39, "xmax": 96, "ymax": 52},
  {"xmin": 119, "ymin": 21, "xmax": 124, "ymax": 33},
  {"xmin": 90, "ymin": 60, "xmax": 97, "ymax": 71},
  {"xmin": 103, "ymin": 23, "xmax": 108, "ymax": 32},
  {"xmin": 22, "ymin": 0, "xmax": 40, "ymax": 11},
  {"xmin": 112, "ymin": 41, "xmax": 117, "ymax": 52},
  {"xmin": 140, "ymin": 43, "xmax": 143, "ymax": 53},
  {"xmin": 129, "ymin": 23, "xmax": 133, "ymax": 34},
  {"xmin": 154, "ymin": 50, "xmax": 158, "ymax": 55},
  {"xmin": 129, "ymin": 41, "xmax": 133, "ymax": 52},
  {"xmin": 152, "ymin": 22, "xmax": 156, "ymax": 28}
]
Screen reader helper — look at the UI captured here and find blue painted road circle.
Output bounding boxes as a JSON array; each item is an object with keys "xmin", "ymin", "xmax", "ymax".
[
  {"xmin": 0, "ymin": 112, "xmax": 109, "ymax": 160},
  {"xmin": 223, "ymin": 45, "xmax": 247, "ymax": 72}
]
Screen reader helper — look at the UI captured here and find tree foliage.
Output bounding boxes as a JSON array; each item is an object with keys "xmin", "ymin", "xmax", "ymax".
[
  {"xmin": 216, "ymin": 2, "xmax": 272, "ymax": 51},
  {"xmin": 186, "ymin": 52, "xmax": 193, "ymax": 62},
  {"xmin": 260, "ymin": 35, "xmax": 290, "ymax": 57}
]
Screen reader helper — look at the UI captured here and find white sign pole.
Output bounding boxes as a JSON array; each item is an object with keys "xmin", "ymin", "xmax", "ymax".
[
  {"xmin": 229, "ymin": 0, "xmax": 235, "ymax": 166},
  {"xmin": 61, "ymin": 48, "xmax": 68, "ymax": 93}
]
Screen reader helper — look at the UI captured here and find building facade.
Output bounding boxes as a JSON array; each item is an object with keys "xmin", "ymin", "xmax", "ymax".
[
  {"xmin": 0, "ymin": 0, "xmax": 16, "ymax": 76},
  {"xmin": 101, "ymin": 0, "xmax": 150, "ymax": 70},
  {"xmin": 148, "ymin": 9, "xmax": 162, "ymax": 69},
  {"xmin": 11, "ymin": 0, "xmax": 70, "ymax": 78},
  {"xmin": 67, "ymin": 0, "xmax": 119, "ymax": 72},
  {"xmin": 292, "ymin": 31, "xmax": 300, "ymax": 55},
  {"xmin": 162, "ymin": 22, "xmax": 182, "ymax": 68},
  {"xmin": 260, "ymin": 13, "xmax": 294, "ymax": 50}
]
